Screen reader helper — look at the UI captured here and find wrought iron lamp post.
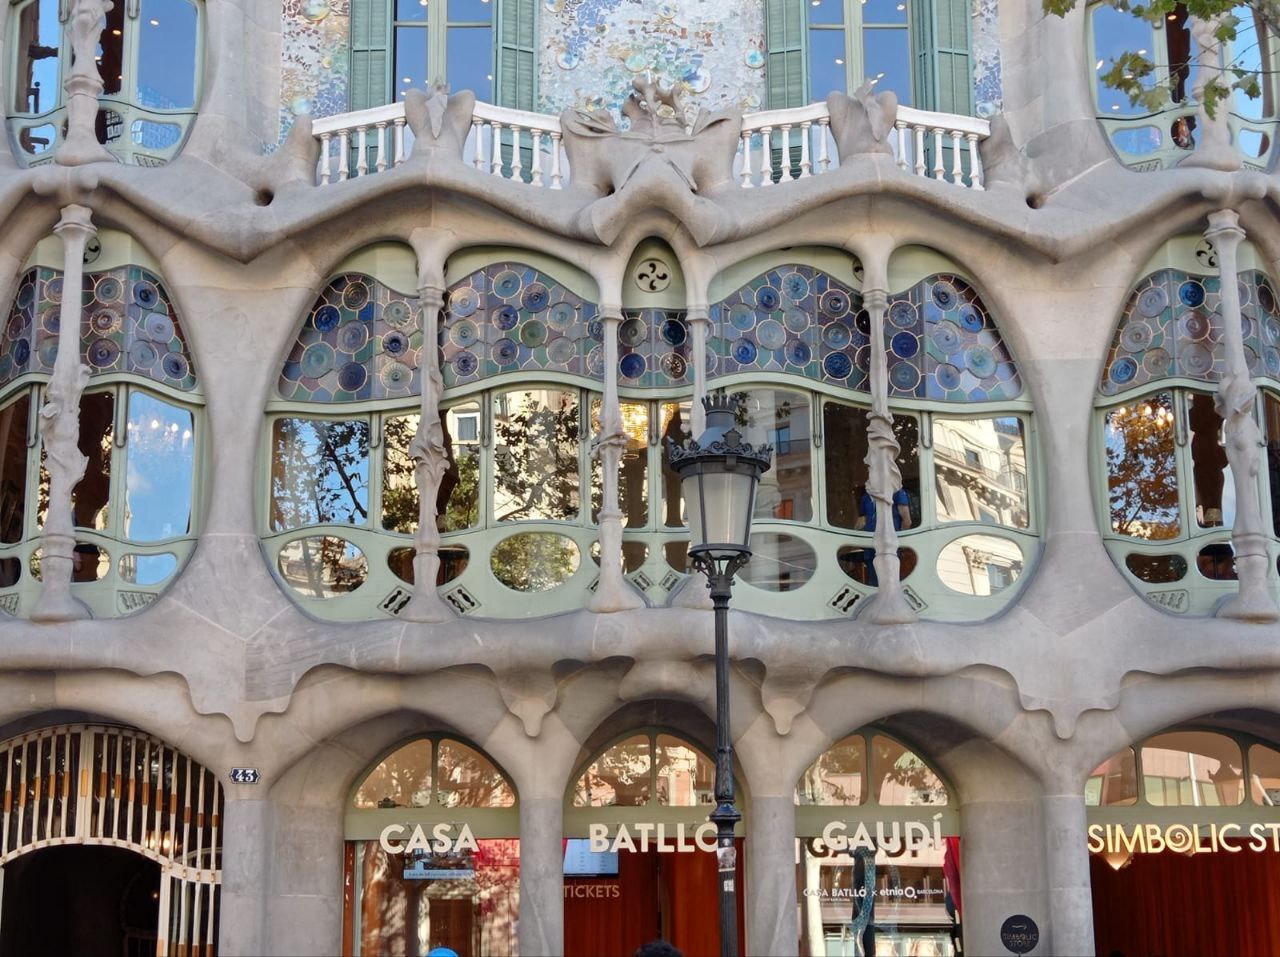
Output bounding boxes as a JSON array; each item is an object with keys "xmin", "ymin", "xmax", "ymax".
[{"xmin": 668, "ymin": 394, "xmax": 773, "ymax": 957}]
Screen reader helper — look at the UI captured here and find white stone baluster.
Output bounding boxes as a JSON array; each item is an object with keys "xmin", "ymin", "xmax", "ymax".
[
  {"xmin": 510, "ymin": 125, "xmax": 524, "ymax": 182},
  {"xmin": 472, "ymin": 118, "xmax": 485, "ymax": 170},
  {"xmin": 589, "ymin": 310, "xmax": 645, "ymax": 613},
  {"xmin": 740, "ymin": 131, "xmax": 755, "ymax": 188},
  {"xmin": 337, "ymin": 130, "xmax": 350, "ymax": 182},
  {"xmin": 913, "ymin": 126, "xmax": 926, "ymax": 176},
  {"xmin": 531, "ymin": 129, "xmax": 544, "ymax": 187},
  {"xmin": 1205, "ymin": 210, "xmax": 1279, "ymax": 621},
  {"xmin": 400, "ymin": 286, "xmax": 453, "ymax": 623},
  {"xmin": 31, "ymin": 205, "xmax": 95, "ymax": 622},
  {"xmin": 760, "ymin": 126, "xmax": 774, "ymax": 186},
  {"xmin": 550, "ymin": 132, "xmax": 564, "ymax": 189},
  {"xmin": 356, "ymin": 125, "xmax": 369, "ymax": 177},
  {"xmin": 490, "ymin": 121, "xmax": 503, "ymax": 176},
  {"xmin": 394, "ymin": 117, "xmax": 406, "ymax": 166},
  {"xmin": 799, "ymin": 121, "xmax": 812, "ymax": 177},
  {"xmin": 781, "ymin": 124, "xmax": 794, "ymax": 180},
  {"xmin": 949, "ymin": 130, "xmax": 963, "ymax": 184},
  {"xmin": 818, "ymin": 118, "xmax": 831, "ymax": 172},
  {"xmin": 966, "ymin": 132, "xmax": 984, "ymax": 190},
  {"xmin": 375, "ymin": 122, "xmax": 388, "ymax": 173},
  {"xmin": 932, "ymin": 128, "xmax": 945, "ymax": 180},
  {"xmin": 318, "ymin": 132, "xmax": 332, "ymax": 185},
  {"xmin": 895, "ymin": 121, "xmax": 908, "ymax": 172}
]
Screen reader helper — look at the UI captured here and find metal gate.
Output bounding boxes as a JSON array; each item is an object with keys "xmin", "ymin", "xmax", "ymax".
[{"xmin": 0, "ymin": 724, "xmax": 223, "ymax": 956}]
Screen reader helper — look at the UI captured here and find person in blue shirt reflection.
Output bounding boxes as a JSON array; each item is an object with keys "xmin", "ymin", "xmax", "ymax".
[{"xmin": 855, "ymin": 485, "xmax": 913, "ymax": 586}]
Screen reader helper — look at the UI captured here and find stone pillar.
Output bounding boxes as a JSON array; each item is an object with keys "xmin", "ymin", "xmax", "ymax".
[
  {"xmin": 1181, "ymin": 19, "xmax": 1241, "ymax": 171},
  {"xmin": 1043, "ymin": 792, "xmax": 1096, "ymax": 957},
  {"xmin": 589, "ymin": 309, "xmax": 643, "ymax": 612},
  {"xmin": 1206, "ymin": 211, "xmax": 1279, "ymax": 621},
  {"xmin": 859, "ymin": 287, "xmax": 915, "ymax": 624},
  {"xmin": 57, "ymin": 0, "xmax": 115, "ymax": 166},
  {"xmin": 688, "ymin": 305, "xmax": 709, "ymax": 435},
  {"xmin": 31, "ymin": 205, "xmax": 95, "ymax": 623},
  {"xmin": 218, "ymin": 797, "xmax": 271, "ymax": 956},
  {"xmin": 959, "ymin": 798, "xmax": 1049, "ymax": 956},
  {"xmin": 400, "ymin": 285, "xmax": 453, "ymax": 622},
  {"xmin": 746, "ymin": 793, "xmax": 799, "ymax": 957},
  {"xmin": 518, "ymin": 796, "xmax": 564, "ymax": 956}
]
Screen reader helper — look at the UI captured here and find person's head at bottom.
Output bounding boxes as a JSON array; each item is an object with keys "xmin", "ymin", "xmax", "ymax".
[
  {"xmin": 426, "ymin": 949, "xmax": 459, "ymax": 957},
  {"xmin": 635, "ymin": 941, "xmax": 683, "ymax": 957}
]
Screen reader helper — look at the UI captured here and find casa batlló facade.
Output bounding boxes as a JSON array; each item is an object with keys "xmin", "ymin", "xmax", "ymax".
[{"xmin": 0, "ymin": 0, "xmax": 1279, "ymax": 954}]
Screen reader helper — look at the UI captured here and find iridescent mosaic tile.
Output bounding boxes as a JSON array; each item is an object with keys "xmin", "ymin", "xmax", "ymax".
[
  {"xmin": 279, "ymin": 274, "xmax": 421, "ymax": 401},
  {"xmin": 617, "ymin": 309, "xmax": 693, "ymax": 389},
  {"xmin": 1101, "ymin": 268, "xmax": 1280, "ymax": 395},
  {"xmin": 1, "ymin": 266, "xmax": 198, "ymax": 393}
]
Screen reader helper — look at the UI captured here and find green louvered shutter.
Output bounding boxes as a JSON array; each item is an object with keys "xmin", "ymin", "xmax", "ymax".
[
  {"xmin": 766, "ymin": 0, "xmax": 807, "ymax": 109},
  {"xmin": 496, "ymin": 0, "xmax": 537, "ymax": 112},
  {"xmin": 911, "ymin": 0, "xmax": 972, "ymax": 115},
  {"xmin": 350, "ymin": 0, "xmax": 391, "ymax": 112}
]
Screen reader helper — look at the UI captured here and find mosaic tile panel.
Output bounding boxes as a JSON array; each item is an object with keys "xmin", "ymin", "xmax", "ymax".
[
  {"xmin": 1100, "ymin": 268, "xmax": 1280, "ymax": 396},
  {"xmin": 443, "ymin": 263, "xmax": 599, "ymax": 387},
  {"xmin": 2, "ymin": 266, "xmax": 198, "ymax": 393},
  {"xmin": 710, "ymin": 265, "xmax": 868, "ymax": 389},
  {"xmin": 617, "ymin": 309, "xmax": 693, "ymax": 389},
  {"xmin": 886, "ymin": 274, "xmax": 1022, "ymax": 402},
  {"xmin": 538, "ymin": 0, "xmax": 768, "ymax": 117},
  {"xmin": 279, "ymin": 274, "xmax": 422, "ymax": 401},
  {"xmin": 279, "ymin": 0, "xmax": 352, "ymax": 140},
  {"xmin": 972, "ymin": 0, "xmax": 1003, "ymax": 119}
]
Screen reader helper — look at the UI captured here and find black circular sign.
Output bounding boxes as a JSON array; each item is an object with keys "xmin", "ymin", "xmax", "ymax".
[{"xmin": 1000, "ymin": 915, "xmax": 1040, "ymax": 955}]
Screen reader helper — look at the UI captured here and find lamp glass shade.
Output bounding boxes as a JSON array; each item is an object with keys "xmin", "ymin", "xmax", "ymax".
[{"xmin": 683, "ymin": 467, "xmax": 756, "ymax": 557}]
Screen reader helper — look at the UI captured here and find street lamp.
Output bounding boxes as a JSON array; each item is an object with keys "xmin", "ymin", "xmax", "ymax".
[{"xmin": 668, "ymin": 393, "xmax": 773, "ymax": 957}]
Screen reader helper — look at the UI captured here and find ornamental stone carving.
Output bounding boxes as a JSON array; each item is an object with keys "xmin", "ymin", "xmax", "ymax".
[
  {"xmin": 57, "ymin": 0, "xmax": 115, "ymax": 166},
  {"xmin": 405, "ymin": 83, "xmax": 477, "ymax": 160},
  {"xmin": 826, "ymin": 82, "xmax": 898, "ymax": 159}
]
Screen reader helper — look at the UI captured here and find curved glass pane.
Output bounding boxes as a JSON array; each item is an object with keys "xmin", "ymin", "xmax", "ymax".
[
  {"xmin": 269, "ymin": 417, "xmax": 369, "ymax": 532},
  {"xmin": 493, "ymin": 389, "xmax": 579, "ymax": 522},
  {"xmin": 119, "ymin": 552, "xmax": 178, "ymax": 585},
  {"xmin": 738, "ymin": 389, "xmax": 812, "ymax": 522},
  {"xmin": 1105, "ymin": 394, "xmax": 1179, "ymax": 540},
  {"xmin": 1197, "ymin": 541, "xmax": 1237, "ymax": 580},
  {"xmin": 442, "ymin": 401, "xmax": 481, "ymax": 532},
  {"xmin": 837, "ymin": 545, "xmax": 916, "ymax": 586},
  {"xmin": 1085, "ymin": 748, "xmax": 1138, "ymax": 806},
  {"xmin": 13, "ymin": 0, "xmax": 61, "ymax": 114},
  {"xmin": 933, "ymin": 417, "xmax": 1028, "ymax": 528},
  {"xmin": 589, "ymin": 540, "xmax": 648, "ymax": 573},
  {"xmin": 741, "ymin": 532, "xmax": 817, "ymax": 592},
  {"xmin": 277, "ymin": 536, "xmax": 368, "ymax": 598},
  {"xmin": 655, "ymin": 734, "xmax": 713, "ymax": 807},
  {"xmin": 572, "ymin": 734, "xmax": 650, "ymax": 808},
  {"xmin": 0, "ymin": 393, "xmax": 30, "ymax": 545},
  {"xmin": 1187, "ymin": 392, "xmax": 1234, "ymax": 528},
  {"xmin": 823, "ymin": 403, "xmax": 920, "ymax": 531},
  {"xmin": 590, "ymin": 398, "xmax": 648, "ymax": 527},
  {"xmin": 1231, "ymin": 7, "xmax": 1273, "ymax": 121},
  {"xmin": 381, "ymin": 412, "xmax": 420, "ymax": 534},
  {"xmin": 659, "ymin": 400, "xmax": 692, "ymax": 527},
  {"xmin": 1141, "ymin": 731, "xmax": 1244, "ymax": 807},
  {"xmin": 30, "ymin": 544, "xmax": 110, "ymax": 583},
  {"xmin": 436, "ymin": 739, "xmax": 515, "ymax": 808},
  {"xmin": 490, "ymin": 533, "xmax": 580, "ymax": 592},
  {"xmin": 387, "ymin": 544, "xmax": 469, "ymax": 586},
  {"xmin": 936, "ymin": 534, "xmax": 1024, "ymax": 595},
  {"xmin": 1249, "ymin": 743, "xmax": 1280, "ymax": 806},
  {"xmin": 871, "ymin": 735, "xmax": 947, "ymax": 806},
  {"xmin": 354, "ymin": 739, "xmax": 433, "ymax": 808},
  {"xmin": 795, "ymin": 734, "xmax": 866, "ymax": 806},
  {"xmin": 41, "ymin": 391, "xmax": 114, "ymax": 533},
  {"xmin": 136, "ymin": 0, "xmax": 198, "ymax": 110},
  {"xmin": 1124, "ymin": 553, "xmax": 1187, "ymax": 583},
  {"xmin": 0, "ymin": 557, "xmax": 20, "ymax": 588},
  {"xmin": 125, "ymin": 392, "xmax": 193, "ymax": 541}
]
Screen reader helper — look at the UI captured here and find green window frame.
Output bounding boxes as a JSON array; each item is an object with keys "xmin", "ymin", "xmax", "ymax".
[
  {"xmin": 349, "ymin": 0, "xmax": 536, "ymax": 113},
  {"xmin": 6, "ymin": 0, "xmax": 204, "ymax": 165},
  {"xmin": 765, "ymin": 0, "xmax": 972, "ymax": 114}
]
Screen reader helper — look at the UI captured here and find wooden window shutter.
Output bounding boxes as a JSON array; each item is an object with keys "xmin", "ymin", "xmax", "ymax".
[
  {"xmin": 495, "ymin": 0, "xmax": 537, "ymax": 111},
  {"xmin": 766, "ymin": 0, "xmax": 808, "ymax": 109},
  {"xmin": 911, "ymin": 0, "xmax": 973, "ymax": 115},
  {"xmin": 350, "ymin": 0, "xmax": 392, "ymax": 112}
]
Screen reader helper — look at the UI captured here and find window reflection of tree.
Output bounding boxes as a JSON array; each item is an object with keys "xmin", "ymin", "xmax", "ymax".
[
  {"xmin": 1105, "ymin": 394, "xmax": 1180, "ymax": 539},
  {"xmin": 574, "ymin": 735, "xmax": 651, "ymax": 807},
  {"xmin": 269, "ymin": 418, "xmax": 369, "ymax": 532},
  {"xmin": 493, "ymin": 390, "xmax": 579, "ymax": 523}
]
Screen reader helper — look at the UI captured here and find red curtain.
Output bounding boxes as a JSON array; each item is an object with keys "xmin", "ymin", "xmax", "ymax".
[{"xmin": 1091, "ymin": 849, "xmax": 1280, "ymax": 957}]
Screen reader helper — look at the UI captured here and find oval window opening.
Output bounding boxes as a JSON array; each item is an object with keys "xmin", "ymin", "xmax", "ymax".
[
  {"xmin": 119, "ymin": 552, "xmax": 179, "ymax": 586},
  {"xmin": 387, "ymin": 544, "xmax": 469, "ymax": 586},
  {"xmin": 664, "ymin": 541, "xmax": 689, "ymax": 573},
  {"xmin": 589, "ymin": 541, "xmax": 649, "ymax": 573},
  {"xmin": 1196, "ymin": 542, "xmax": 1237, "ymax": 580},
  {"xmin": 31, "ymin": 544, "xmax": 110, "ymax": 583},
  {"xmin": 0, "ymin": 558, "xmax": 21, "ymax": 588},
  {"xmin": 1125, "ymin": 553, "xmax": 1188, "ymax": 584},
  {"xmin": 277, "ymin": 536, "xmax": 368, "ymax": 598},
  {"xmin": 741, "ymin": 533, "xmax": 817, "ymax": 592},
  {"xmin": 490, "ymin": 533, "xmax": 580, "ymax": 592},
  {"xmin": 936, "ymin": 535, "xmax": 1024, "ymax": 595},
  {"xmin": 836, "ymin": 545, "xmax": 917, "ymax": 586}
]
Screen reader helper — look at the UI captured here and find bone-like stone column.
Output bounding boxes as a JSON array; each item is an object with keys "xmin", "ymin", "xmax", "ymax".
[
  {"xmin": 1043, "ymin": 791, "xmax": 1096, "ymax": 957},
  {"xmin": 1206, "ymin": 211, "xmax": 1279, "ymax": 621},
  {"xmin": 400, "ymin": 285, "xmax": 453, "ymax": 622},
  {"xmin": 57, "ymin": 0, "xmax": 115, "ymax": 166},
  {"xmin": 746, "ymin": 793, "xmax": 799, "ymax": 957},
  {"xmin": 31, "ymin": 205, "xmax": 95, "ymax": 623},
  {"xmin": 859, "ymin": 287, "xmax": 916, "ymax": 624},
  {"xmin": 518, "ymin": 795, "xmax": 564, "ymax": 957},
  {"xmin": 589, "ymin": 309, "xmax": 643, "ymax": 612},
  {"xmin": 1181, "ymin": 18, "xmax": 1242, "ymax": 171}
]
